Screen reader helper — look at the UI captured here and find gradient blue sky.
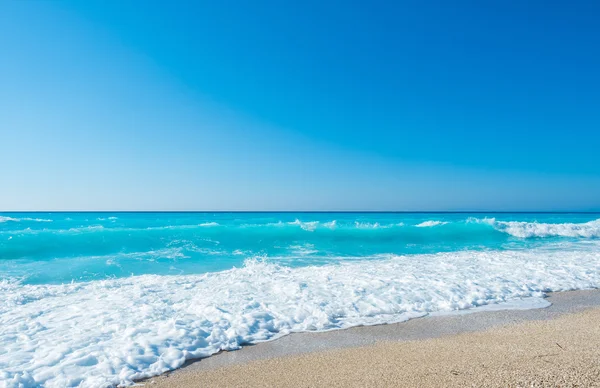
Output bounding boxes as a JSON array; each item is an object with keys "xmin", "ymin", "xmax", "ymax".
[{"xmin": 1, "ymin": 0, "xmax": 599, "ymax": 211}]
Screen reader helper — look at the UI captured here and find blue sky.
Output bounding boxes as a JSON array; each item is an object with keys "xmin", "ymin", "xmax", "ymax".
[{"xmin": 1, "ymin": 0, "xmax": 599, "ymax": 211}]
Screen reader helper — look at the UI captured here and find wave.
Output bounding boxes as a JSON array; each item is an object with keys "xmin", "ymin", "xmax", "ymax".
[
  {"xmin": 0, "ymin": 224, "xmax": 211, "ymax": 235},
  {"xmin": 3, "ymin": 217, "xmax": 600, "ymax": 242},
  {"xmin": 323, "ymin": 220, "xmax": 337, "ymax": 229},
  {"xmin": 415, "ymin": 220, "xmax": 448, "ymax": 227},
  {"xmin": 472, "ymin": 218, "xmax": 600, "ymax": 238},
  {"xmin": 287, "ymin": 219, "xmax": 320, "ymax": 231},
  {"xmin": 1, "ymin": 246, "xmax": 599, "ymax": 387},
  {"xmin": 354, "ymin": 221, "xmax": 404, "ymax": 229},
  {"xmin": 288, "ymin": 243, "xmax": 319, "ymax": 256},
  {"xmin": 64, "ymin": 225, "xmax": 106, "ymax": 233},
  {"xmin": 285, "ymin": 220, "xmax": 404, "ymax": 231},
  {"xmin": 355, "ymin": 221, "xmax": 381, "ymax": 229},
  {"xmin": 0, "ymin": 216, "xmax": 52, "ymax": 223},
  {"xmin": 65, "ymin": 248, "xmax": 191, "ymax": 269}
]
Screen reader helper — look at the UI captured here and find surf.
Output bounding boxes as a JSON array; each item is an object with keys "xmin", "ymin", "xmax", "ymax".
[{"xmin": 2, "ymin": 244, "xmax": 600, "ymax": 387}]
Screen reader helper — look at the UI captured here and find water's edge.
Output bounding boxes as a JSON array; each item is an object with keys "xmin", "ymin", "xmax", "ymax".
[{"xmin": 142, "ymin": 288, "xmax": 600, "ymax": 383}]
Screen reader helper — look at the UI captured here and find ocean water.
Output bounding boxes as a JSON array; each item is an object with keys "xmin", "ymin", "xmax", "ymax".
[{"xmin": 1, "ymin": 212, "xmax": 599, "ymax": 387}]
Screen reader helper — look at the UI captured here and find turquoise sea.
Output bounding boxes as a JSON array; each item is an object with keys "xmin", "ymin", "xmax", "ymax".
[
  {"xmin": 2, "ymin": 212, "xmax": 599, "ymax": 284},
  {"xmin": 1, "ymin": 212, "xmax": 599, "ymax": 387}
]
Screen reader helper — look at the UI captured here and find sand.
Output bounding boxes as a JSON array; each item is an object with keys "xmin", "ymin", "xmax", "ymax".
[{"xmin": 144, "ymin": 291, "xmax": 600, "ymax": 387}]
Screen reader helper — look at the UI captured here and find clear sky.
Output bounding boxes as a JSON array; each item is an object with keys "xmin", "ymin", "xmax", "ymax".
[{"xmin": 1, "ymin": 0, "xmax": 599, "ymax": 211}]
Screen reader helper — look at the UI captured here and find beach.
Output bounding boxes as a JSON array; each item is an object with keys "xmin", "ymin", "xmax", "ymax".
[
  {"xmin": 2, "ymin": 213, "xmax": 600, "ymax": 386},
  {"xmin": 144, "ymin": 289, "xmax": 600, "ymax": 387}
]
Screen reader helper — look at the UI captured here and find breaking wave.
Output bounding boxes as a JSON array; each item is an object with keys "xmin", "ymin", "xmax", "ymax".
[
  {"xmin": 472, "ymin": 217, "xmax": 600, "ymax": 238},
  {"xmin": 415, "ymin": 220, "xmax": 448, "ymax": 227},
  {"xmin": 1, "ymin": 245, "xmax": 599, "ymax": 387}
]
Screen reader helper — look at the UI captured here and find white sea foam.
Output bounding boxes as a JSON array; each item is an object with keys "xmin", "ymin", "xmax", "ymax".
[
  {"xmin": 104, "ymin": 248, "xmax": 190, "ymax": 263},
  {"xmin": 288, "ymin": 219, "xmax": 319, "ymax": 231},
  {"xmin": 4, "ymin": 224, "xmax": 216, "ymax": 236},
  {"xmin": 472, "ymin": 217, "xmax": 600, "ymax": 238},
  {"xmin": 355, "ymin": 221, "xmax": 381, "ymax": 228},
  {"xmin": 23, "ymin": 218, "xmax": 52, "ymax": 222},
  {"xmin": 66, "ymin": 225, "xmax": 105, "ymax": 233},
  {"xmin": 415, "ymin": 220, "xmax": 448, "ymax": 227},
  {"xmin": 354, "ymin": 221, "xmax": 403, "ymax": 229},
  {"xmin": 198, "ymin": 222, "xmax": 219, "ymax": 227},
  {"xmin": 261, "ymin": 221, "xmax": 285, "ymax": 227},
  {"xmin": 1, "ymin": 244, "xmax": 600, "ymax": 387},
  {"xmin": 287, "ymin": 219, "xmax": 340, "ymax": 231},
  {"xmin": 288, "ymin": 243, "xmax": 319, "ymax": 256},
  {"xmin": 323, "ymin": 220, "xmax": 337, "ymax": 229},
  {"xmin": 0, "ymin": 216, "xmax": 52, "ymax": 223}
]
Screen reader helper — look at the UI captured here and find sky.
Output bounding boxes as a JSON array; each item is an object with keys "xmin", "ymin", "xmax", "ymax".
[{"xmin": 1, "ymin": 0, "xmax": 599, "ymax": 211}]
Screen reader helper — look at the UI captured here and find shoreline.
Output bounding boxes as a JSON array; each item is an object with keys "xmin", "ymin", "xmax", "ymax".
[{"xmin": 142, "ymin": 289, "xmax": 600, "ymax": 387}]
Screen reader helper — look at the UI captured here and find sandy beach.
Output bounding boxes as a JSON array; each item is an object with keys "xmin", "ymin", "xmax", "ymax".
[{"xmin": 144, "ymin": 290, "xmax": 600, "ymax": 387}]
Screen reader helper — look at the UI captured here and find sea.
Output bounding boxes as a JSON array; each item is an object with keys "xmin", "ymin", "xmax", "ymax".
[{"xmin": 1, "ymin": 212, "xmax": 599, "ymax": 387}]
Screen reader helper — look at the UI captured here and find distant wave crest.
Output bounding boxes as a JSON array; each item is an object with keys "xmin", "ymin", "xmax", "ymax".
[
  {"xmin": 0, "ymin": 216, "xmax": 52, "ymax": 223},
  {"xmin": 471, "ymin": 217, "xmax": 600, "ymax": 238},
  {"xmin": 415, "ymin": 220, "xmax": 448, "ymax": 227},
  {"xmin": 198, "ymin": 222, "xmax": 219, "ymax": 227}
]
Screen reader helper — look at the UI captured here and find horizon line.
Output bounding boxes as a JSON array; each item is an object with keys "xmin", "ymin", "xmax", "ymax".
[{"xmin": 1, "ymin": 210, "xmax": 600, "ymax": 214}]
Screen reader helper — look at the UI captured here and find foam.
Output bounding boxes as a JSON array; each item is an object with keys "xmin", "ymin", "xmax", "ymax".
[
  {"xmin": 323, "ymin": 220, "xmax": 337, "ymax": 229},
  {"xmin": 473, "ymin": 217, "xmax": 600, "ymax": 238},
  {"xmin": 1, "ymin": 245, "xmax": 599, "ymax": 387},
  {"xmin": 1, "ymin": 224, "xmax": 208, "ymax": 236},
  {"xmin": 261, "ymin": 220, "xmax": 402, "ymax": 230},
  {"xmin": 354, "ymin": 221, "xmax": 379, "ymax": 228},
  {"xmin": 198, "ymin": 222, "xmax": 219, "ymax": 227},
  {"xmin": 288, "ymin": 243, "xmax": 319, "ymax": 256},
  {"xmin": 66, "ymin": 225, "xmax": 105, "ymax": 233},
  {"xmin": 415, "ymin": 220, "xmax": 448, "ymax": 227},
  {"xmin": 0, "ymin": 216, "xmax": 52, "ymax": 223},
  {"xmin": 288, "ymin": 219, "xmax": 319, "ymax": 231}
]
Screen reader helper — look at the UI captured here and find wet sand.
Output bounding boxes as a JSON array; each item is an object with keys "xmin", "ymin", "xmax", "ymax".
[{"xmin": 144, "ymin": 289, "xmax": 600, "ymax": 387}]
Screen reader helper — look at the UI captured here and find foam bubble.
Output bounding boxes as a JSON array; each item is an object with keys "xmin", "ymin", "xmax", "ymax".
[{"xmin": 1, "ymin": 245, "xmax": 599, "ymax": 387}]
